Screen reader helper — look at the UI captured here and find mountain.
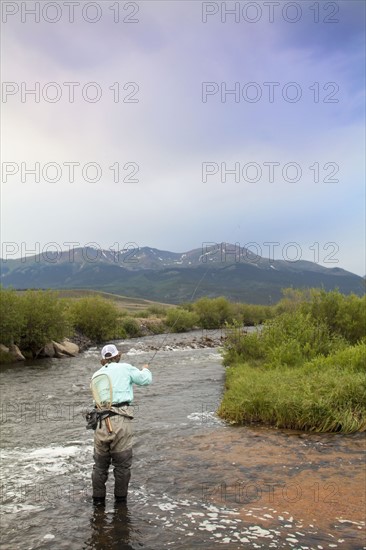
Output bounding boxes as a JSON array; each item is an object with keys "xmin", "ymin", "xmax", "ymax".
[{"xmin": 0, "ymin": 244, "xmax": 364, "ymax": 304}]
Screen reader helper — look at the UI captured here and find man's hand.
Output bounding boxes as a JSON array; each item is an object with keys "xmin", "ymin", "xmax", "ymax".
[{"xmin": 142, "ymin": 364, "xmax": 150, "ymax": 369}]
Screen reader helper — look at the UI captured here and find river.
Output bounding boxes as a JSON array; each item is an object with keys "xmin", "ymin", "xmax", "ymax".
[{"xmin": 0, "ymin": 330, "xmax": 365, "ymax": 549}]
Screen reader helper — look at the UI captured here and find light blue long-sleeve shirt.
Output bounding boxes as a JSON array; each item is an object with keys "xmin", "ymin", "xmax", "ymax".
[{"xmin": 91, "ymin": 362, "xmax": 152, "ymax": 404}]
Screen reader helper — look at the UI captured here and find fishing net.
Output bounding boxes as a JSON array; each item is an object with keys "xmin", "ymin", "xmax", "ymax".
[
  {"xmin": 87, "ymin": 373, "xmax": 115, "ymax": 433},
  {"xmin": 91, "ymin": 373, "xmax": 113, "ymax": 409}
]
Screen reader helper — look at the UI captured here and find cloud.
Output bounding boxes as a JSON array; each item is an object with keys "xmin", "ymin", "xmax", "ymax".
[{"xmin": 1, "ymin": 0, "xmax": 365, "ymax": 276}]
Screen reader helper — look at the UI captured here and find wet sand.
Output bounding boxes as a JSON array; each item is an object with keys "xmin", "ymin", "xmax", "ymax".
[{"xmin": 169, "ymin": 425, "xmax": 365, "ymax": 549}]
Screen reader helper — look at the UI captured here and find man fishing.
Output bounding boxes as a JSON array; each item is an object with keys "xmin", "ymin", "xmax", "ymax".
[{"xmin": 90, "ymin": 343, "xmax": 152, "ymax": 505}]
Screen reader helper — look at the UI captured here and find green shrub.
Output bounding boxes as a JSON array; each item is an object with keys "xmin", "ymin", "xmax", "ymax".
[
  {"xmin": 223, "ymin": 326, "xmax": 264, "ymax": 365},
  {"xmin": 194, "ymin": 297, "xmax": 234, "ymax": 329},
  {"xmin": 303, "ymin": 289, "xmax": 366, "ymax": 344},
  {"xmin": 134, "ymin": 309, "xmax": 150, "ymax": 318},
  {"xmin": 118, "ymin": 309, "xmax": 131, "ymax": 318},
  {"xmin": 224, "ymin": 310, "xmax": 345, "ymax": 368},
  {"xmin": 68, "ymin": 296, "xmax": 120, "ymax": 342},
  {"xmin": 165, "ymin": 308, "xmax": 199, "ymax": 332},
  {"xmin": 120, "ymin": 317, "xmax": 142, "ymax": 338},
  {"xmin": 179, "ymin": 302, "xmax": 194, "ymax": 312},
  {"xmin": 275, "ymin": 288, "xmax": 312, "ymax": 315},
  {"xmin": 232, "ymin": 303, "xmax": 275, "ymax": 325},
  {"xmin": 336, "ymin": 294, "xmax": 366, "ymax": 343},
  {"xmin": 147, "ymin": 305, "xmax": 168, "ymax": 317},
  {"xmin": 19, "ymin": 290, "xmax": 70, "ymax": 355},
  {"xmin": 0, "ymin": 288, "xmax": 25, "ymax": 346},
  {"xmin": 262, "ymin": 310, "xmax": 344, "ymax": 367},
  {"xmin": 144, "ymin": 320, "xmax": 167, "ymax": 334}
]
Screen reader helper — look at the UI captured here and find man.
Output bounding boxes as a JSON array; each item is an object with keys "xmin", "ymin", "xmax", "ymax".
[{"xmin": 91, "ymin": 343, "xmax": 152, "ymax": 505}]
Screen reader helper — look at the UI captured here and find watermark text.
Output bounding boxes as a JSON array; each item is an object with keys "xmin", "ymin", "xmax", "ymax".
[
  {"xmin": 201, "ymin": 2, "xmax": 340, "ymax": 24},
  {"xmin": 202, "ymin": 82, "xmax": 339, "ymax": 103},
  {"xmin": 200, "ymin": 241, "xmax": 339, "ymax": 264},
  {"xmin": 2, "ymin": 161, "xmax": 139, "ymax": 184},
  {"xmin": 2, "ymin": 81, "xmax": 139, "ymax": 103},
  {"xmin": 2, "ymin": 1, "xmax": 140, "ymax": 24},
  {"xmin": 202, "ymin": 161, "xmax": 339, "ymax": 184}
]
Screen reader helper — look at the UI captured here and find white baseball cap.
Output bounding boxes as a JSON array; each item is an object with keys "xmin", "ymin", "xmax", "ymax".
[{"xmin": 101, "ymin": 344, "xmax": 119, "ymax": 359}]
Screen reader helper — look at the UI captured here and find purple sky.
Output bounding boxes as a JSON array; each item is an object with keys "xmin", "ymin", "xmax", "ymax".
[{"xmin": 1, "ymin": 1, "xmax": 365, "ymax": 275}]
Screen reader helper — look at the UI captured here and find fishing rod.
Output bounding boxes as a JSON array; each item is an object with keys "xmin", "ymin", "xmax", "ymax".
[{"xmin": 148, "ymin": 263, "xmax": 212, "ymax": 364}]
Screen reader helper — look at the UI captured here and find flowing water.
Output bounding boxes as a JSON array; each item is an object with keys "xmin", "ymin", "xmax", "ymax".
[{"xmin": 0, "ymin": 331, "xmax": 365, "ymax": 550}]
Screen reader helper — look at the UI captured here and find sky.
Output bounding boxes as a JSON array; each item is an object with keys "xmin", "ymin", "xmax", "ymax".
[{"xmin": 1, "ymin": 0, "xmax": 365, "ymax": 275}]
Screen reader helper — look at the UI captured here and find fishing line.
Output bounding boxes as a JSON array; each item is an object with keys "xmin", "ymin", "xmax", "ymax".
[{"xmin": 148, "ymin": 262, "xmax": 212, "ymax": 364}]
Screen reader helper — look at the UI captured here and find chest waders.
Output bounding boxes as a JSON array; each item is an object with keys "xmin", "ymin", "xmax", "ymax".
[{"xmin": 88, "ymin": 370, "xmax": 133, "ymax": 504}]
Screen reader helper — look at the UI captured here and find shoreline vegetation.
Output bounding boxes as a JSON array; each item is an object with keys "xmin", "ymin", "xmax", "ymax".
[
  {"xmin": 220, "ymin": 289, "xmax": 365, "ymax": 433},
  {"xmin": 0, "ymin": 288, "xmax": 276, "ymax": 362},
  {"xmin": 1, "ymin": 287, "xmax": 365, "ymax": 433}
]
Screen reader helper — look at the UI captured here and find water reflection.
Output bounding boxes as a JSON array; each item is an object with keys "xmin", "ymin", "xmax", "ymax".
[{"xmin": 85, "ymin": 502, "xmax": 138, "ymax": 550}]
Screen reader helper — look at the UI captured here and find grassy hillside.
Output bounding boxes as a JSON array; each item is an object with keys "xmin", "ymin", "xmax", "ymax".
[{"xmin": 16, "ymin": 289, "xmax": 174, "ymax": 314}]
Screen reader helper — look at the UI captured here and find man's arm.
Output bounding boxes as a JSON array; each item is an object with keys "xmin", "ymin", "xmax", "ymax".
[{"xmin": 130, "ymin": 364, "xmax": 152, "ymax": 385}]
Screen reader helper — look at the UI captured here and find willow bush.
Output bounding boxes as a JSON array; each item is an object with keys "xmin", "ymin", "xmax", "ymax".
[
  {"xmin": 67, "ymin": 296, "xmax": 121, "ymax": 342},
  {"xmin": 19, "ymin": 290, "xmax": 70, "ymax": 355},
  {"xmin": 193, "ymin": 296, "xmax": 235, "ymax": 328},
  {"xmin": 120, "ymin": 317, "xmax": 143, "ymax": 338},
  {"xmin": 0, "ymin": 287, "xmax": 25, "ymax": 347},
  {"xmin": 302, "ymin": 289, "xmax": 366, "ymax": 344},
  {"xmin": 165, "ymin": 308, "xmax": 199, "ymax": 332},
  {"xmin": 0, "ymin": 288, "xmax": 70, "ymax": 356}
]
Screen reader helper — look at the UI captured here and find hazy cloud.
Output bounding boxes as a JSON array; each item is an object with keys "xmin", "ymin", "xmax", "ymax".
[{"xmin": 1, "ymin": 0, "xmax": 365, "ymax": 275}]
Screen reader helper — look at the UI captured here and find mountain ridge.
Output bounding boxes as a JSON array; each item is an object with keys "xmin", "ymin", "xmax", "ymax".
[{"xmin": 1, "ymin": 243, "xmax": 364, "ymax": 304}]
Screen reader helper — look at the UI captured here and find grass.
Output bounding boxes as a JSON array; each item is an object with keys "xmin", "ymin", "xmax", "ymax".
[
  {"xmin": 218, "ymin": 343, "xmax": 366, "ymax": 433},
  {"xmin": 219, "ymin": 293, "xmax": 366, "ymax": 433},
  {"xmin": 52, "ymin": 289, "xmax": 174, "ymax": 313}
]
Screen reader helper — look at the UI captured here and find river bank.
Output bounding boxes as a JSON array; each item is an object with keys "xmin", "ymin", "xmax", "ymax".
[
  {"xmin": 0, "ymin": 326, "xmax": 230, "ymax": 364},
  {"xmin": 118, "ymin": 327, "xmax": 228, "ymax": 355}
]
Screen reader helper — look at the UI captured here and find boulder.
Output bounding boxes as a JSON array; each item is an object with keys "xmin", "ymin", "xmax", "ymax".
[
  {"xmin": 61, "ymin": 339, "xmax": 79, "ymax": 356},
  {"xmin": 68, "ymin": 331, "xmax": 93, "ymax": 352},
  {"xmin": 62, "ymin": 338, "xmax": 79, "ymax": 355},
  {"xmin": 41, "ymin": 342, "xmax": 56, "ymax": 358},
  {"xmin": 52, "ymin": 340, "xmax": 79, "ymax": 357},
  {"xmin": 8, "ymin": 345, "xmax": 26, "ymax": 362},
  {"xmin": 52, "ymin": 344, "xmax": 67, "ymax": 359},
  {"xmin": 0, "ymin": 344, "xmax": 10, "ymax": 354}
]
